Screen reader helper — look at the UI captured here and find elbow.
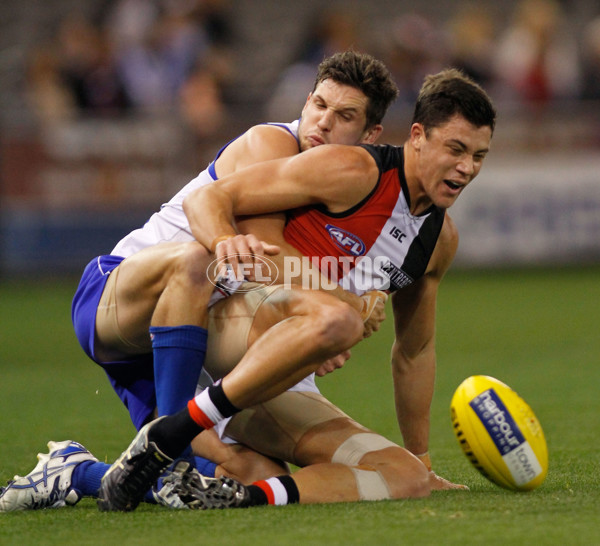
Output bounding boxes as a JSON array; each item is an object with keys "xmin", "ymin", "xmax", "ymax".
[{"xmin": 391, "ymin": 339, "xmax": 435, "ymax": 373}]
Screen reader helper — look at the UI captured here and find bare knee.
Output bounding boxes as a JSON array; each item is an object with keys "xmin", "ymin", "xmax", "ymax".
[
  {"xmin": 310, "ymin": 296, "xmax": 363, "ymax": 355},
  {"xmin": 392, "ymin": 453, "xmax": 431, "ymax": 499},
  {"xmin": 363, "ymin": 447, "xmax": 431, "ymax": 499},
  {"xmin": 171, "ymin": 242, "xmax": 213, "ymax": 289}
]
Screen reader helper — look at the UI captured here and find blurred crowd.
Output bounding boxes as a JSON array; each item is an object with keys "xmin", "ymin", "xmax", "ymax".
[
  {"xmin": 24, "ymin": 0, "xmax": 600, "ymax": 137},
  {"xmin": 268, "ymin": 0, "xmax": 600, "ymax": 121},
  {"xmin": 25, "ymin": 0, "xmax": 234, "ymax": 136}
]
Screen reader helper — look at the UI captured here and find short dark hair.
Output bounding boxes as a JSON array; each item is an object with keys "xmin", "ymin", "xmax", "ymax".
[
  {"xmin": 412, "ymin": 68, "xmax": 496, "ymax": 135},
  {"xmin": 314, "ymin": 50, "xmax": 399, "ymax": 129}
]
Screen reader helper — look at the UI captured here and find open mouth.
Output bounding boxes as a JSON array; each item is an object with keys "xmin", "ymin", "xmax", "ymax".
[{"xmin": 444, "ymin": 180, "xmax": 463, "ymax": 191}]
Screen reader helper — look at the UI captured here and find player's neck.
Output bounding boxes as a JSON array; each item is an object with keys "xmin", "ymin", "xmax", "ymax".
[{"xmin": 402, "ymin": 145, "xmax": 433, "ymax": 216}]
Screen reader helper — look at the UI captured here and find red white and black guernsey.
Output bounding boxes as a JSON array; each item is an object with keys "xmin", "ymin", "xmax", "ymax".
[{"xmin": 283, "ymin": 144, "xmax": 446, "ymax": 296}]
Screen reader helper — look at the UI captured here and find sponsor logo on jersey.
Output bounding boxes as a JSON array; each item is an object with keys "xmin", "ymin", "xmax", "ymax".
[
  {"xmin": 389, "ymin": 226, "xmax": 407, "ymax": 243},
  {"xmin": 325, "ymin": 224, "xmax": 366, "ymax": 256},
  {"xmin": 469, "ymin": 389, "xmax": 526, "ymax": 455},
  {"xmin": 380, "ymin": 259, "xmax": 413, "ymax": 290}
]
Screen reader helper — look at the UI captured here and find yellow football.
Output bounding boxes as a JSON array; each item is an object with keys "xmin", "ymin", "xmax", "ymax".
[{"xmin": 450, "ymin": 375, "xmax": 548, "ymax": 491}]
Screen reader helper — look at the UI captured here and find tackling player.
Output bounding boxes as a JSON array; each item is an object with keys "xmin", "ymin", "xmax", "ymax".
[{"xmin": 0, "ymin": 50, "xmax": 399, "ymax": 511}]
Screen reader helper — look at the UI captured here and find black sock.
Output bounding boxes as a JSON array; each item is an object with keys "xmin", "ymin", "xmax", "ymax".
[
  {"xmin": 246, "ymin": 475, "xmax": 300, "ymax": 506},
  {"xmin": 246, "ymin": 485, "xmax": 269, "ymax": 506},
  {"xmin": 147, "ymin": 407, "xmax": 203, "ymax": 459},
  {"xmin": 208, "ymin": 381, "xmax": 240, "ymax": 417}
]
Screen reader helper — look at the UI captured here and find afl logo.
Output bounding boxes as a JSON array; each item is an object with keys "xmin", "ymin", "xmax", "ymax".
[{"xmin": 325, "ymin": 224, "xmax": 366, "ymax": 256}]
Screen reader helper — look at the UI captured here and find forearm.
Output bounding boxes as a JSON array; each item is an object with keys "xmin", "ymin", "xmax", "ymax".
[
  {"xmin": 391, "ymin": 340, "xmax": 436, "ymax": 455},
  {"xmin": 183, "ymin": 185, "xmax": 238, "ymax": 250}
]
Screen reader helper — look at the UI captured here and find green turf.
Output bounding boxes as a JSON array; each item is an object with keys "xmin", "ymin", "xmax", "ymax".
[{"xmin": 1, "ymin": 267, "xmax": 599, "ymax": 545}]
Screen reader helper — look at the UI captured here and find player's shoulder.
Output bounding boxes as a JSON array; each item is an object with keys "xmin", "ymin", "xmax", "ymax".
[
  {"xmin": 359, "ymin": 143, "xmax": 402, "ymax": 171},
  {"xmin": 244, "ymin": 123, "xmax": 299, "ymax": 150},
  {"xmin": 219, "ymin": 123, "xmax": 300, "ymax": 173},
  {"xmin": 440, "ymin": 213, "xmax": 458, "ymax": 245},
  {"xmin": 426, "ymin": 214, "xmax": 458, "ymax": 278}
]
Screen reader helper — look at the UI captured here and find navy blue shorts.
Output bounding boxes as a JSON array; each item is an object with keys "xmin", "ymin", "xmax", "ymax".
[{"xmin": 72, "ymin": 256, "xmax": 156, "ymax": 430}]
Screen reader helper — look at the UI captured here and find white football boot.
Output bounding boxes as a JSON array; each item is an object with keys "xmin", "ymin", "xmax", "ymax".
[{"xmin": 0, "ymin": 440, "xmax": 97, "ymax": 511}]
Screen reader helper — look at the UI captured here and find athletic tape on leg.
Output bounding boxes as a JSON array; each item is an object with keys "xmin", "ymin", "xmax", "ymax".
[
  {"xmin": 351, "ymin": 467, "xmax": 391, "ymax": 500},
  {"xmin": 331, "ymin": 433, "xmax": 397, "ymax": 466}
]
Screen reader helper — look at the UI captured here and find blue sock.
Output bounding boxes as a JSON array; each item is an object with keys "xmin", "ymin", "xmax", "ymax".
[
  {"xmin": 69, "ymin": 454, "xmax": 215, "ymax": 503},
  {"xmin": 194, "ymin": 456, "xmax": 218, "ymax": 477},
  {"xmin": 71, "ymin": 460, "xmax": 110, "ymax": 497},
  {"xmin": 150, "ymin": 325, "xmax": 208, "ymax": 416},
  {"xmin": 151, "ymin": 325, "xmax": 213, "ymax": 467}
]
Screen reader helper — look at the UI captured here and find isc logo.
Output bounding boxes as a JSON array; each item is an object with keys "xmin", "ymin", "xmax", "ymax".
[{"xmin": 325, "ymin": 224, "xmax": 366, "ymax": 256}]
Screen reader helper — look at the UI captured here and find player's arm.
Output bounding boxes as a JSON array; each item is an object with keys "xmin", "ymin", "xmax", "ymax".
[
  {"xmin": 390, "ymin": 272, "xmax": 440, "ymax": 458},
  {"xmin": 213, "ymin": 124, "xmax": 301, "ymax": 177},
  {"xmin": 183, "ymin": 144, "xmax": 378, "ymax": 251},
  {"xmin": 390, "ymin": 216, "xmax": 466, "ymax": 489}
]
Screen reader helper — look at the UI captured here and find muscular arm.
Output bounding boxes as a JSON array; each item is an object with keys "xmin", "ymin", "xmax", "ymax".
[
  {"xmin": 390, "ymin": 216, "xmax": 458, "ymax": 456},
  {"xmin": 202, "ymin": 128, "xmax": 383, "ymax": 333},
  {"xmin": 183, "ymin": 144, "xmax": 379, "ymax": 250}
]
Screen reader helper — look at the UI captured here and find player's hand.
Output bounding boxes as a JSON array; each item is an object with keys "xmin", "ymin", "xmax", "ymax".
[
  {"xmin": 416, "ymin": 452, "xmax": 469, "ymax": 491},
  {"xmin": 428, "ymin": 471, "xmax": 469, "ymax": 491},
  {"xmin": 360, "ymin": 290, "xmax": 387, "ymax": 338},
  {"xmin": 315, "ymin": 350, "xmax": 351, "ymax": 377},
  {"xmin": 214, "ymin": 234, "xmax": 280, "ymax": 282}
]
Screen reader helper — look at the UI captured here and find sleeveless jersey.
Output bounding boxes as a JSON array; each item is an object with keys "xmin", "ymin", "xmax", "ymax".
[
  {"xmin": 283, "ymin": 144, "xmax": 446, "ymax": 295},
  {"xmin": 111, "ymin": 120, "xmax": 300, "ymax": 257}
]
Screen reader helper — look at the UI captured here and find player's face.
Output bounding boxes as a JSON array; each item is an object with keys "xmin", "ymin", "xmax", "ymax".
[
  {"xmin": 297, "ymin": 79, "xmax": 381, "ymax": 151},
  {"xmin": 413, "ymin": 114, "xmax": 492, "ymax": 211}
]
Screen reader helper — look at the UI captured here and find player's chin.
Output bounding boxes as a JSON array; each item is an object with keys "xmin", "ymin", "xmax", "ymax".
[{"xmin": 435, "ymin": 192, "xmax": 462, "ymax": 210}]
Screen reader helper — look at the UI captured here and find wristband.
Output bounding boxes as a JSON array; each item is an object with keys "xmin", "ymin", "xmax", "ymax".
[{"xmin": 210, "ymin": 235, "xmax": 234, "ymax": 253}]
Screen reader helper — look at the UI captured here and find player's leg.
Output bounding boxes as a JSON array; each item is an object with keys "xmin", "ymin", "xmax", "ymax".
[
  {"xmin": 215, "ymin": 285, "xmax": 364, "ymax": 407},
  {"xmin": 106, "ymin": 392, "xmax": 429, "ymax": 509},
  {"xmin": 94, "ymin": 241, "xmax": 220, "ymax": 478},
  {"xmin": 95, "ymin": 241, "xmax": 215, "ymax": 419},
  {"xmin": 97, "ymin": 286, "xmax": 364, "ymax": 510},
  {"xmin": 191, "ymin": 429, "xmax": 290, "ymax": 484},
  {"xmin": 222, "ymin": 391, "xmax": 431, "ymax": 504}
]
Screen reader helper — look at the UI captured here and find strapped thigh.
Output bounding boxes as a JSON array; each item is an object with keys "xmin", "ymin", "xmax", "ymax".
[{"xmin": 204, "ymin": 282, "xmax": 283, "ymax": 380}]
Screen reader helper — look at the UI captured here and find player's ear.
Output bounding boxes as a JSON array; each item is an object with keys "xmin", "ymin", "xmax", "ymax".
[
  {"xmin": 409, "ymin": 123, "xmax": 426, "ymax": 150},
  {"xmin": 362, "ymin": 124, "xmax": 383, "ymax": 144}
]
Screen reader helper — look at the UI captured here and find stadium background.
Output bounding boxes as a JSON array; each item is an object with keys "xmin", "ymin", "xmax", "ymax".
[{"xmin": 0, "ymin": 0, "xmax": 599, "ymax": 275}]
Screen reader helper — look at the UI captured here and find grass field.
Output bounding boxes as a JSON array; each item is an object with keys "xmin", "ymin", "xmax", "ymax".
[{"xmin": 0, "ymin": 267, "xmax": 599, "ymax": 545}]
